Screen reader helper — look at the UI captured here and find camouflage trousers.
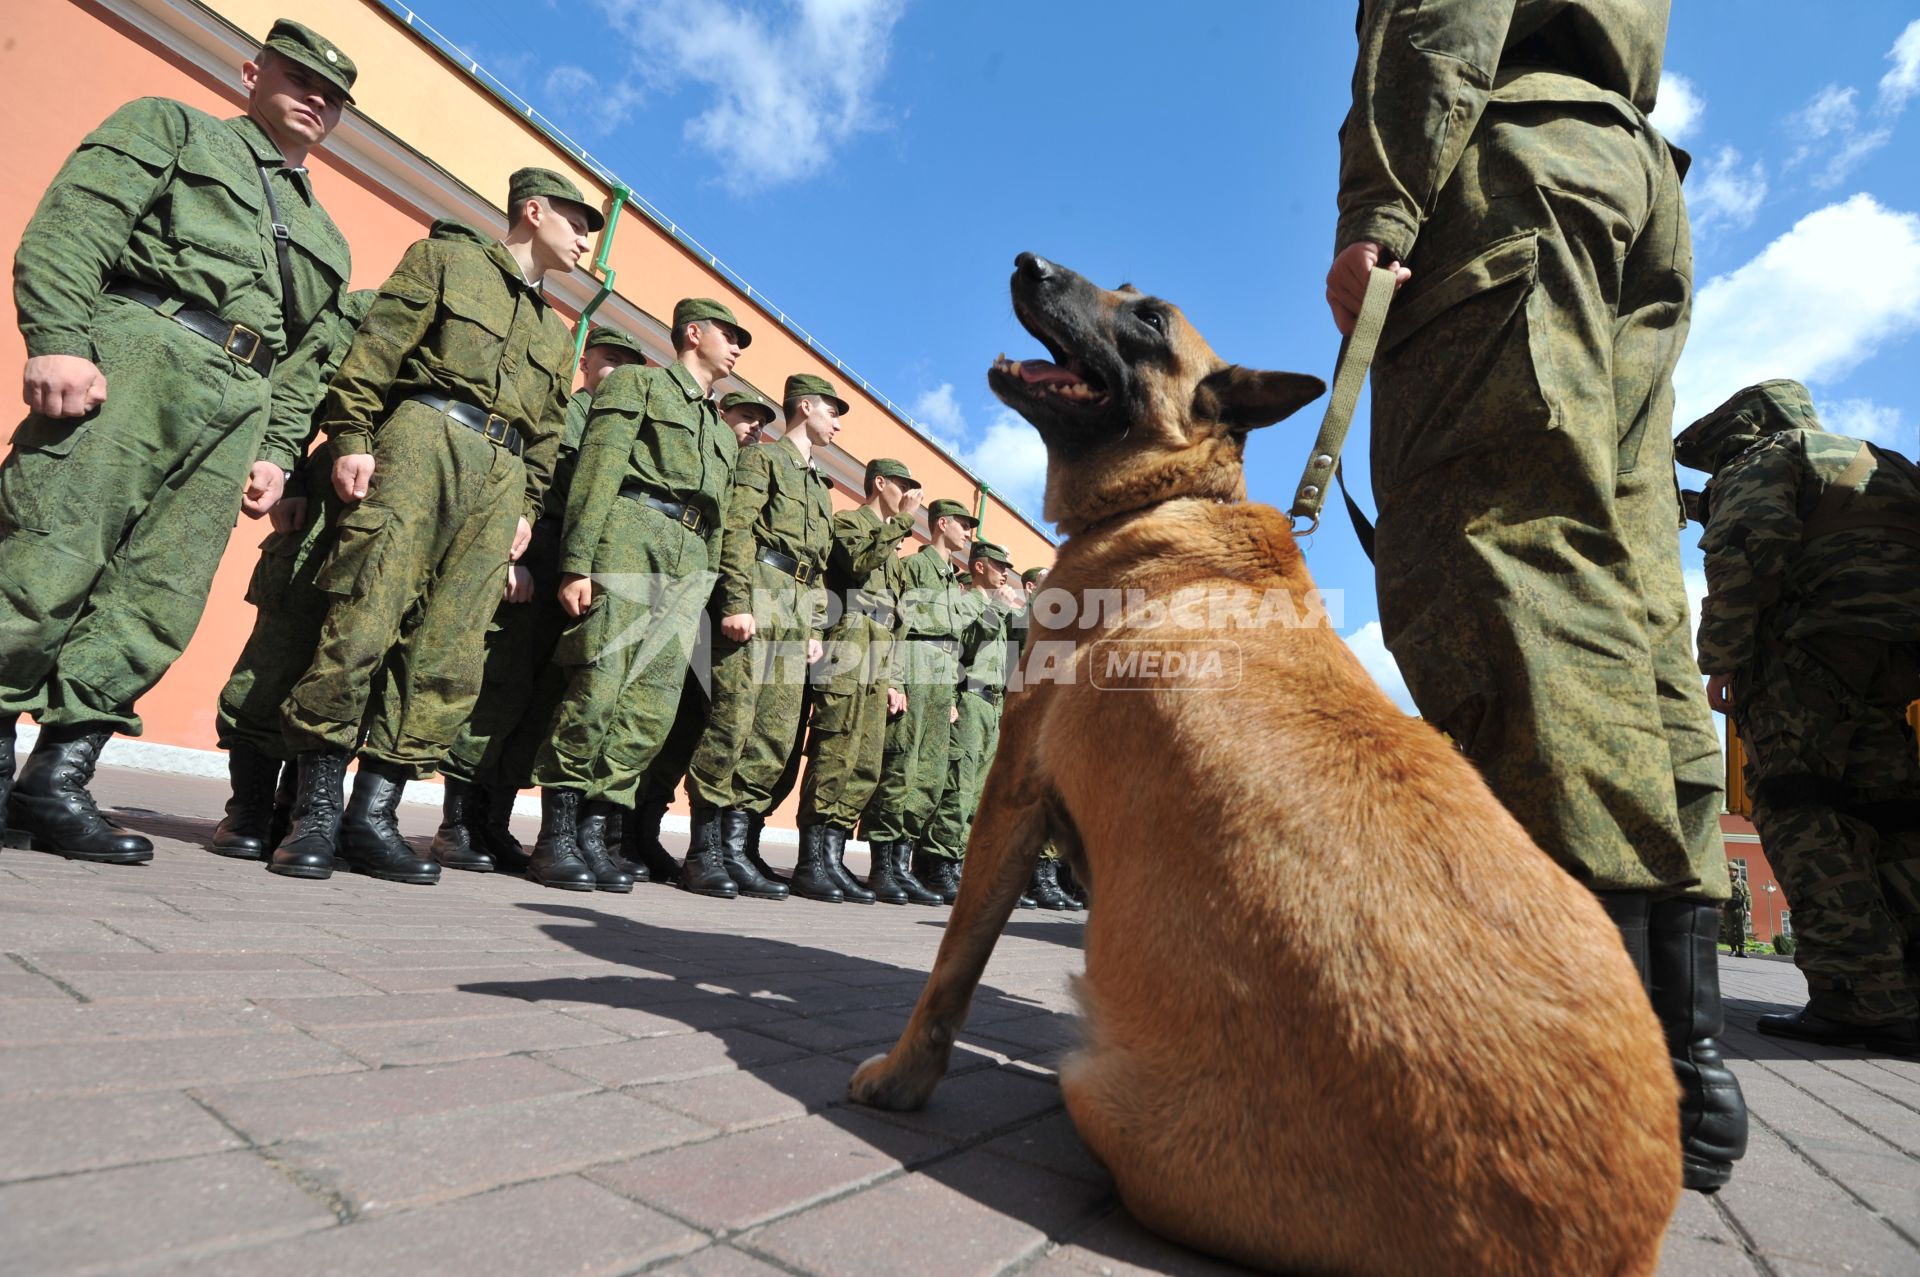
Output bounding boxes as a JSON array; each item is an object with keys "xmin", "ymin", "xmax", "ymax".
[
  {"xmin": 636, "ymin": 669, "xmax": 710, "ymax": 807},
  {"xmin": 283, "ymin": 407, "xmax": 525, "ymax": 776},
  {"xmin": 1369, "ymin": 75, "xmax": 1726, "ymax": 900},
  {"xmin": 1720, "ymin": 902, "xmax": 1749, "ymax": 952},
  {"xmin": 531, "ymin": 500, "xmax": 711, "ymax": 807},
  {"xmin": 1738, "ymin": 631, "xmax": 1920, "ymax": 1025},
  {"xmin": 0, "ymin": 299, "xmax": 270, "ymax": 732},
  {"xmin": 861, "ymin": 640, "xmax": 961, "ymax": 845},
  {"xmin": 797, "ymin": 612, "xmax": 895, "ymax": 829},
  {"xmin": 921, "ymin": 688, "xmax": 1001, "ymax": 861}
]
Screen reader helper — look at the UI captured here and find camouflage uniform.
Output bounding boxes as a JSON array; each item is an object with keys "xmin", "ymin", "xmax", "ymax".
[
  {"xmin": 1683, "ymin": 381, "xmax": 1920, "ymax": 1027},
  {"xmin": 861, "ymin": 543, "xmax": 973, "ymax": 846},
  {"xmin": 1721, "ymin": 877, "xmax": 1750, "ymax": 956},
  {"xmin": 922, "ymin": 584, "xmax": 1011, "ymax": 862}
]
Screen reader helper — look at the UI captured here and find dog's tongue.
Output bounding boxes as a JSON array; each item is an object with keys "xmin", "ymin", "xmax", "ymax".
[{"xmin": 1017, "ymin": 359, "xmax": 1081, "ymax": 386}]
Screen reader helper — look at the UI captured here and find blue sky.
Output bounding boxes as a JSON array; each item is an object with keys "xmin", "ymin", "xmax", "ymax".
[{"xmin": 404, "ymin": 0, "xmax": 1920, "ymax": 708}]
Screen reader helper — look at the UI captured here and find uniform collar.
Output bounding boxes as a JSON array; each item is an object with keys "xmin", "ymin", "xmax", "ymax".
[
  {"xmin": 666, "ymin": 360, "xmax": 708, "ymax": 403},
  {"xmin": 229, "ymin": 115, "xmax": 315, "ymax": 198},
  {"xmin": 917, "ymin": 542, "xmax": 959, "ymax": 577},
  {"xmin": 485, "ymin": 240, "xmax": 549, "ymax": 302}
]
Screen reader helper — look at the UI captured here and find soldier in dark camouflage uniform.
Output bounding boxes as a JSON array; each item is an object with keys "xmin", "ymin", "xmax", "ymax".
[
  {"xmin": 682, "ymin": 374, "xmax": 841, "ymax": 901},
  {"xmin": 1721, "ymin": 876, "xmax": 1750, "ymax": 959},
  {"xmin": 268, "ymin": 168, "xmax": 592, "ymax": 886},
  {"xmin": 3, "ymin": 21, "xmax": 356, "ymax": 864},
  {"xmin": 428, "ymin": 325, "xmax": 646, "ymax": 877},
  {"xmin": 1329, "ymin": 0, "xmax": 1746, "ymax": 1188},
  {"xmin": 921, "ymin": 540, "xmax": 1020, "ymax": 880},
  {"xmin": 1680, "ymin": 379, "xmax": 1920, "ymax": 1056},
  {"xmin": 527, "ymin": 298, "xmax": 745, "ymax": 893}
]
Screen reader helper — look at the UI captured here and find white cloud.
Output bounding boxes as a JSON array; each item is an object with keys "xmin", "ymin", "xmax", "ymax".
[
  {"xmin": 593, "ymin": 0, "xmax": 905, "ymax": 189},
  {"xmin": 1342, "ymin": 622, "xmax": 1416, "ymax": 714},
  {"xmin": 1673, "ymin": 194, "xmax": 1920, "ymax": 429},
  {"xmin": 1879, "ymin": 18, "xmax": 1920, "ymax": 112},
  {"xmin": 1820, "ymin": 396, "xmax": 1914, "ymax": 454},
  {"xmin": 1651, "ymin": 72, "xmax": 1704, "ymax": 142},
  {"xmin": 542, "ymin": 64, "xmax": 646, "ymax": 130},
  {"xmin": 909, "ymin": 383, "xmax": 1051, "ymax": 521},
  {"xmin": 1689, "ymin": 146, "xmax": 1767, "ymax": 232},
  {"xmin": 1796, "ymin": 83, "xmax": 1859, "ymax": 139}
]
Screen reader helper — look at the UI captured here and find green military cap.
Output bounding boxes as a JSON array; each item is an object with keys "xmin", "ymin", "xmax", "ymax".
[
  {"xmin": 719, "ymin": 390, "xmax": 777, "ymax": 424},
  {"xmin": 507, "ymin": 167, "xmax": 605, "ymax": 233},
  {"xmin": 1674, "ymin": 379, "xmax": 1822, "ymax": 475},
  {"xmin": 784, "ymin": 373, "xmax": 850, "ymax": 416},
  {"xmin": 582, "ymin": 325, "xmax": 645, "ymax": 359},
  {"xmin": 1020, "ymin": 566, "xmax": 1048, "ymax": 585},
  {"xmin": 865, "ymin": 457, "xmax": 921, "ymax": 490},
  {"xmin": 261, "ymin": 19, "xmax": 357, "ymax": 103},
  {"xmin": 926, "ymin": 498, "xmax": 978, "ymax": 528},
  {"xmin": 968, "ymin": 539, "xmax": 1013, "ymax": 567},
  {"xmin": 672, "ymin": 297, "xmax": 752, "ymax": 349}
]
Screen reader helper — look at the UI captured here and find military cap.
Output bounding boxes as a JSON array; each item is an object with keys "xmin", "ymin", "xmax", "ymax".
[
  {"xmin": 507, "ymin": 167, "xmax": 605, "ymax": 233},
  {"xmin": 582, "ymin": 325, "xmax": 645, "ymax": 359},
  {"xmin": 1020, "ymin": 566, "xmax": 1048, "ymax": 585},
  {"xmin": 261, "ymin": 19, "xmax": 357, "ymax": 103},
  {"xmin": 1674, "ymin": 379, "xmax": 1822, "ymax": 475},
  {"xmin": 968, "ymin": 539, "xmax": 1013, "ymax": 567},
  {"xmin": 865, "ymin": 457, "xmax": 921, "ymax": 491},
  {"xmin": 719, "ymin": 390, "xmax": 777, "ymax": 424},
  {"xmin": 927, "ymin": 498, "xmax": 978, "ymax": 528},
  {"xmin": 672, "ymin": 297, "xmax": 752, "ymax": 348},
  {"xmin": 784, "ymin": 373, "xmax": 850, "ymax": 417}
]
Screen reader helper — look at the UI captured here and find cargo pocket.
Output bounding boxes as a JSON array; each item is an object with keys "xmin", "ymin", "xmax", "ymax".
[
  {"xmin": 316, "ymin": 503, "xmax": 391, "ymax": 598},
  {"xmin": 0, "ymin": 417, "xmax": 90, "ymax": 533},
  {"xmin": 555, "ymin": 594, "xmax": 608, "ymax": 668},
  {"xmin": 161, "ymin": 146, "xmax": 265, "ymax": 267},
  {"xmin": 243, "ymin": 531, "xmax": 301, "ymax": 609}
]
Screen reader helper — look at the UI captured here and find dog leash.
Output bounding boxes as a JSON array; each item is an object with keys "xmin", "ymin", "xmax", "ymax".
[{"xmin": 1289, "ymin": 264, "xmax": 1398, "ymax": 560}]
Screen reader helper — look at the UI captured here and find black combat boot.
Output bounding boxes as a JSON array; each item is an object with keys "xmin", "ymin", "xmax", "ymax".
[
  {"xmin": 9, "ymin": 726, "xmax": 153, "ymax": 863},
  {"xmin": 576, "ymin": 800, "xmax": 635, "ymax": 893},
  {"xmin": 818, "ymin": 826, "xmax": 876, "ymax": 903},
  {"xmin": 601, "ymin": 806, "xmax": 647, "ymax": 881},
  {"xmin": 209, "ymin": 745, "xmax": 281, "ymax": 860},
  {"xmin": 892, "ymin": 841, "xmax": 944, "ymax": 906},
  {"xmin": 475, "ymin": 783, "xmax": 531, "ymax": 875},
  {"xmin": 862, "ymin": 835, "xmax": 911, "ymax": 905},
  {"xmin": 720, "ymin": 809, "xmax": 788, "ymax": 899},
  {"xmin": 528, "ymin": 788, "xmax": 596, "ymax": 891},
  {"xmin": 1595, "ymin": 891, "xmax": 1652, "ymax": 987},
  {"xmin": 678, "ymin": 806, "xmax": 740, "ymax": 899},
  {"xmin": 1649, "ymin": 898, "xmax": 1750, "ymax": 1192},
  {"xmin": 789, "ymin": 826, "xmax": 846, "ymax": 903},
  {"xmin": 1029, "ymin": 858, "xmax": 1073, "ymax": 910},
  {"xmin": 268, "ymin": 751, "xmax": 350, "ymax": 879},
  {"xmin": 267, "ymin": 759, "xmax": 295, "ymax": 851},
  {"xmin": 1055, "ymin": 858, "xmax": 1088, "ymax": 910},
  {"xmin": 339, "ymin": 760, "xmax": 440, "ymax": 885},
  {"xmin": 913, "ymin": 848, "xmax": 963, "ymax": 904},
  {"xmin": 1755, "ymin": 1007, "xmax": 1920, "ymax": 1056},
  {"xmin": 428, "ymin": 777, "xmax": 494, "ymax": 872},
  {"xmin": 744, "ymin": 813, "xmax": 786, "ymax": 882},
  {"xmin": 624, "ymin": 797, "xmax": 681, "ymax": 885}
]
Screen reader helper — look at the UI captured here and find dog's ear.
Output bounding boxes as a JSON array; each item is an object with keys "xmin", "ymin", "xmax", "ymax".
[{"xmin": 1195, "ymin": 366, "xmax": 1327, "ymax": 432}]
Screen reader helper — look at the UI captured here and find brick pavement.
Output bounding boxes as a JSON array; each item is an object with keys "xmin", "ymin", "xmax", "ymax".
[{"xmin": 1, "ymin": 766, "xmax": 1916, "ymax": 1275}]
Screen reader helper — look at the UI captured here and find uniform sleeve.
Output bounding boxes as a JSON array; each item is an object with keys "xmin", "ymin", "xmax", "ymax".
[
  {"xmin": 319, "ymin": 240, "xmax": 441, "ymax": 457},
  {"xmin": 717, "ymin": 449, "xmax": 773, "ymax": 617},
  {"xmin": 560, "ymin": 367, "xmax": 645, "ymax": 577},
  {"xmin": 13, "ymin": 99, "xmax": 186, "ymax": 360},
  {"xmin": 1337, "ymin": 0, "xmax": 1517, "ymax": 259},
  {"xmin": 517, "ymin": 362, "xmax": 568, "ymax": 526},
  {"xmin": 256, "ymin": 305, "xmax": 351, "ymax": 471},
  {"xmin": 1696, "ymin": 445, "xmax": 1804, "ymax": 674}
]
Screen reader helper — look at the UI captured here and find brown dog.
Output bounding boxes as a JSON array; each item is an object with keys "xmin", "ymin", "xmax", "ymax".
[{"xmin": 849, "ymin": 254, "xmax": 1681, "ymax": 1275}]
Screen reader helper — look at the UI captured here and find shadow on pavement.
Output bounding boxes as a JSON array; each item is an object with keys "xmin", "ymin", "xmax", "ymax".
[{"xmin": 920, "ymin": 917, "xmax": 1086, "ymax": 950}]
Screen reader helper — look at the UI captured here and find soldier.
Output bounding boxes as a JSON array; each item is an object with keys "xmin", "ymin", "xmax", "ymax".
[
  {"xmin": 428, "ymin": 325, "xmax": 647, "ymax": 878},
  {"xmin": 1326, "ymin": 0, "xmax": 1746, "ymax": 1187},
  {"xmin": 861, "ymin": 498, "xmax": 997, "ymax": 905},
  {"xmin": 1679, "ymin": 379, "xmax": 1920, "ymax": 1056},
  {"xmin": 527, "ymin": 299, "xmax": 746, "ymax": 893},
  {"xmin": 1721, "ymin": 875, "xmax": 1750, "ymax": 960},
  {"xmin": 267, "ymin": 167, "xmax": 593, "ymax": 885},
  {"xmin": 211, "ymin": 288, "xmax": 377, "ymax": 859},
  {"xmin": 3, "ymin": 20, "xmax": 356, "ymax": 863},
  {"xmin": 681, "ymin": 374, "xmax": 842, "ymax": 901},
  {"xmin": 794, "ymin": 457, "xmax": 922, "ymax": 904}
]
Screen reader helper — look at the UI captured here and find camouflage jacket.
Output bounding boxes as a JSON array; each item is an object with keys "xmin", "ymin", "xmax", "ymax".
[
  {"xmin": 956, "ymin": 589, "xmax": 1014, "ymax": 693},
  {"xmin": 894, "ymin": 544, "xmax": 1007, "ymax": 647},
  {"xmin": 547, "ymin": 387, "xmax": 595, "ymax": 524},
  {"xmin": 824, "ymin": 504, "xmax": 917, "ymax": 600},
  {"xmin": 561, "ymin": 360, "xmax": 737, "ymax": 577},
  {"xmin": 1338, "ymin": 0, "xmax": 1670, "ymax": 259},
  {"xmin": 13, "ymin": 99, "xmax": 351, "ymax": 471},
  {"xmin": 716, "ymin": 434, "xmax": 835, "ymax": 617},
  {"xmin": 322, "ymin": 220, "xmax": 573, "ymax": 525},
  {"xmin": 1697, "ymin": 429, "xmax": 1920, "ymax": 672}
]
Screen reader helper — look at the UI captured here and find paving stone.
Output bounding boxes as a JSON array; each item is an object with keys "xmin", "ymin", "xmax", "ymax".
[
  {"xmin": 976, "ymin": 1111, "xmax": 1112, "ymax": 1186},
  {"xmin": 1048, "ymin": 1209, "xmax": 1261, "ymax": 1277},
  {"xmin": 253, "ymin": 990, "xmax": 541, "ymax": 1029},
  {"xmin": 46, "ymin": 968, "xmax": 381, "ymax": 1002},
  {"xmin": 0, "ymin": 1001, "xmax": 288, "ymax": 1044},
  {"xmin": 1715, "ymin": 1122, "xmax": 1920, "ymax": 1276},
  {"xmin": 308, "ymin": 1009, "xmax": 623, "ymax": 1066},
  {"xmin": 854, "ymin": 1062, "xmax": 1065, "ymax": 1142},
  {"xmin": 538, "ymin": 1027, "xmax": 807, "ymax": 1087},
  {"xmin": 634, "ymin": 1053, "xmax": 867, "ymax": 1133},
  {"xmin": 649, "ymin": 1245, "xmax": 795, "ymax": 1276},
  {"xmin": 0, "ymin": 1091, "xmax": 245, "ymax": 1182},
  {"xmin": 1, "ymin": 1030, "xmax": 362, "ymax": 1099}
]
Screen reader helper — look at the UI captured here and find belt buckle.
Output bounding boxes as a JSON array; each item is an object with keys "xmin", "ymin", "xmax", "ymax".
[
  {"xmin": 224, "ymin": 323, "xmax": 262, "ymax": 363},
  {"xmin": 796, "ymin": 562, "xmax": 815, "ymax": 586},
  {"xmin": 484, "ymin": 414, "xmax": 510, "ymax": 443},
  {"xmin": 680, "ymin": 506, "xmax": 701, "ymax": 531}
]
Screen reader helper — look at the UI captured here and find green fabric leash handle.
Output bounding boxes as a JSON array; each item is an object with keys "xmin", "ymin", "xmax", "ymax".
[{"xmin": 1289, "ymin": 265, "xmax": 1399, "ymax": 557}]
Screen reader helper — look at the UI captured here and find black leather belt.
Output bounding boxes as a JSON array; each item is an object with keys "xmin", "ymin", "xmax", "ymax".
[
  {"xmin": 619, "ymin": 483, "xmax": 709, "ymax": 535},
  {"xmin": 965, "ymin": 681, "xmax": 1003, "ymax": 704},
  {"xmin": 408, "ymin": 393, "xmax": 525, "ymax": 455},
  {"xmin": 756, "ymin": 544, "xmax": 821, "ymax": 586},
  {"xmin": 910, "ymin": 635, "xmax": 962, "ymax": 658},
  {"xmin": 106, "ymin": 280, "xmax": 276, "ymax": 375}
]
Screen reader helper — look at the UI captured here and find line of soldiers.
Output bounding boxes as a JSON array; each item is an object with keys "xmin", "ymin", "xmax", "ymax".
[{"xmin": 0, "ymin": 18, "xmax": 1081, "ymax": 910}]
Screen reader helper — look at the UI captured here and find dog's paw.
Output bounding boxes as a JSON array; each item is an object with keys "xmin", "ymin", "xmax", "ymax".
[{"xmin": 849, "ymin": 1051, "xmax": 938, "ymax": 1111}]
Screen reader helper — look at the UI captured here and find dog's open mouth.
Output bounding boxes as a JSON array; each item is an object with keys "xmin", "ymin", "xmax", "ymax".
[{"xmin": 991, "ymin": 352, "xmax": 1109, "ymax": 404}]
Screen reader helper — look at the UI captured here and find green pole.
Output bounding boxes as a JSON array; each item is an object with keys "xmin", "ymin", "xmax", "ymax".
[{"xmin": 572, "ymin": 182, "xmax": 631, "ymax": 366}]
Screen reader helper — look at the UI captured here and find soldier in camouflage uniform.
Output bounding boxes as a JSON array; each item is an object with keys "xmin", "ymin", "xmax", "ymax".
[
  {"xmin": 682, "ymin": 374, "xmax": 841, "ymax": 901},
  {"xmin": 268, "ymin": 168, "xmax": 593, "ymax": 886},
  {"xmin": 3, "ymin": 21, "xmax": 356, "ymax": 864},
  {"xmin": 527, "ymin": 299, "xmax": 745, "ymax": 892},
  {"xmin": 921, "ymin": 540, "xmax": 1020, "ymax": 883},
  {"xmin": 1328, "ymin": 0, "xmax": 1746, "ymax": 1187},
  {"xmin": 427, "ymin": 325, "xmax": 647, "ymax": 878},
  {"xmin": 1679, "ymin": 379, "xmax": 1920, "ymax": 1056},
  {"xmin": 1721, "ymin": 876, "xmax": 1750, "ymax": 959}
]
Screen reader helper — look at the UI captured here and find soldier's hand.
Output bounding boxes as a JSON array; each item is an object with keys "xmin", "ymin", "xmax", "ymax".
[
  {"xmin": 949, "ymin": 704, "xmax": 960, "ymax": 724},
  {"xmin": 1706, "ymin": 672, "xmax": 1735, "ymax": 714},
  {"xmin": 900, "ymin": 486, "xmax": 924, "ymax": 515},
  {"xmin": 886, "ymin": 687, "xmax": 906, "ymax": 716},
  {"xmin": 806, "ymin": 637, "xmax": 824, "ymax": 664},
  {"xmin": 721, "ymin": 612, "xmax": 756, "ymax": 643},
  {"xmin": 240, "ymin": 461, "xmax": 286, "ymax": 518},
  {"xmin": 504, "ymin": 565, "xmax": 534, "ymax": 604},
  {"xmin": 1326, "ymin": 241, "xmax": 1411, "ymax": 336},
  {"xmin": 558, "ymin": 573, "xmax": 595, "ymax": 617},
  {"xmin": 333, "ymin": 453, "xmax": 375, "ymax": 502},
  {"xmin": 509, "ymin": 517, "xmax": 532, "ymax": 563},
  {"xmin": 268, "ymin": 495, "xmax": 308, "ymax": 535},
  {"xmin": 22, "ymin": 354, "xmax": 107, "ymax": 419}
]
